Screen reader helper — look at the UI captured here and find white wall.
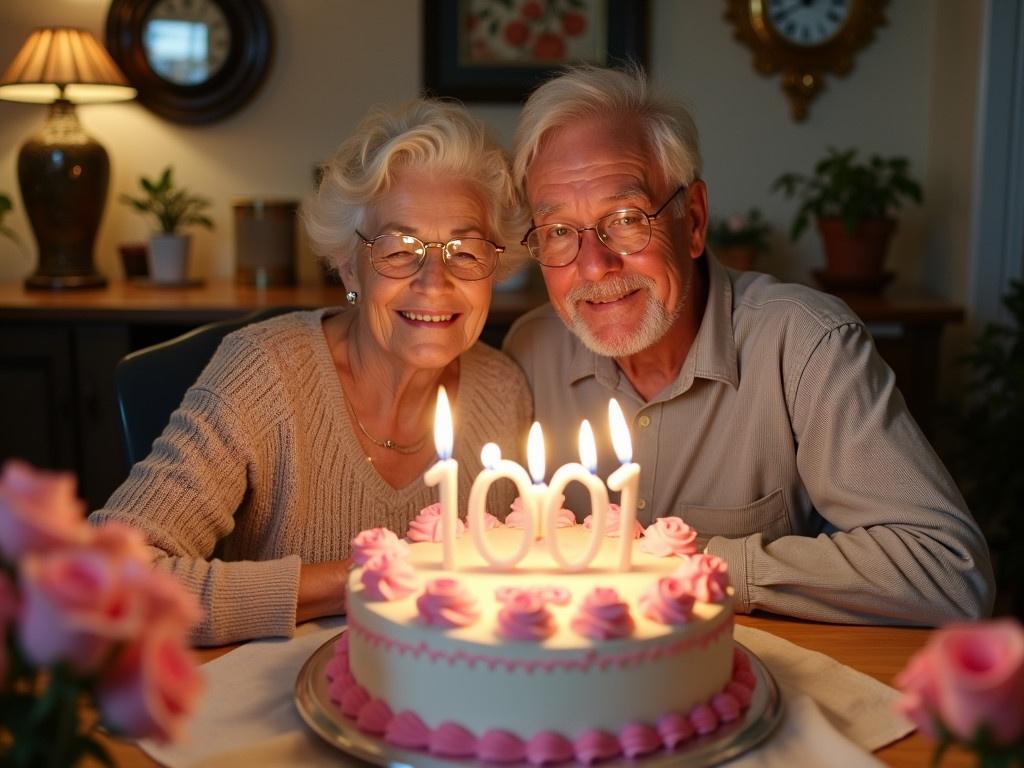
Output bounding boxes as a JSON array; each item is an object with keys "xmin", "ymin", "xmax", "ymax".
[{"xmin": 0, "ymin": 0, "xmax": 982, "ymax": 298}]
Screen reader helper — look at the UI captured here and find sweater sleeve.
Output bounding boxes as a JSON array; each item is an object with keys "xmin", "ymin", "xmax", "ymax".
[
  {"xmin": 90, "ymin": 335, "xmax": 302, "ymax": 645},
  {"xmin": 707, "ymin": 322, "xmax": 995, "ymax": 626}
]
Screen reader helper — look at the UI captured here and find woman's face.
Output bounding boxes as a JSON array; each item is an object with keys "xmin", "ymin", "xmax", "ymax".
[{"xmin": 342, "ymin": 168, "xmax": 496, "ymax": 372}]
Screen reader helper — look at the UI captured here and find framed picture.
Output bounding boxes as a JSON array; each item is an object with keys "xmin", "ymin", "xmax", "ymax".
[{"xmin": 423, "ymin": 0, "xmax": 648, "ymax": 102}]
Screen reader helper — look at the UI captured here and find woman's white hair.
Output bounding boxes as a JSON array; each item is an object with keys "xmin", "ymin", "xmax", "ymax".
[
  {"xmin": 513, "ymin": 65, "xmax": 702, "ymax": 198},
  {"xmin": 303, "ymin": 99, "xmax": 525, "ymax": 280}
]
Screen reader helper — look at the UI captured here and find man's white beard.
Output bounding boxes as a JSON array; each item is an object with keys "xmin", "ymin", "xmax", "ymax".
[{"xmin": 564, "ymin": 273, "xmax": 683, "ymax": 358}]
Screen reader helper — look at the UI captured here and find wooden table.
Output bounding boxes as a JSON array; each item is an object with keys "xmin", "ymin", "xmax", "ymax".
[{"xmin": 93, "ymin": 614, "xmax": 974, "ymax": 768}]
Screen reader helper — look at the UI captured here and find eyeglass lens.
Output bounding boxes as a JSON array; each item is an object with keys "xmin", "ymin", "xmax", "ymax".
[
  {"xmin": 528, "ymin": 211, "xmax": 652, "ymax": 266},
  {"xmin": 369, "ymin": 234, "xmax": 497, "ymax": 280}
]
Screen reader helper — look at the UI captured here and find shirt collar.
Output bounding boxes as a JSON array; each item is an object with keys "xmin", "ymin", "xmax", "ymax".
[{"xmin": 566, "ymin": 252, "xmax": 740, "ymax": 397}]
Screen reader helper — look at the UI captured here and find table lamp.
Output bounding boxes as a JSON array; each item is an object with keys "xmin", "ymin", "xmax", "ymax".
[{"xmin": 0, "ymin": 28, "xmax": 136, "ymax": 290}]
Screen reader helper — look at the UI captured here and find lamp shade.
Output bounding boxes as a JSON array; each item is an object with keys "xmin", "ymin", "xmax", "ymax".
[{"xmin": 0, "ymin": 27, "xmax": 136, "ymax": 104}]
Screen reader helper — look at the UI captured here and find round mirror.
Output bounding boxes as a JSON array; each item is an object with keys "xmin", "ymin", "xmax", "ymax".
[{"xmin": 106, "ymin": 0, "xmax": 272, "ymax": 125}]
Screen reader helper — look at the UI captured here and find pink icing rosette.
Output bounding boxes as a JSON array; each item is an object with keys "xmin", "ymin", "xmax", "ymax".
[
  {"xmin": 407, "ymin": 503, "xmax": 466, "ymax": 543},
  {"xmin": 673, "ymin": 553, "xmax": 731, "ymax": 603},
  {"xmin": 385, "ymin": 711, "xmax": 431, "ymax": 749},
  {"xmin": 465, "ymin": 511, "xmax": 502, "ymax": 531},
  {"xmin": 573, "ymin": 730, "xmax": 621, "ymax": 764},
  {"xmin": 657, "ymin": 712, "xmax": 695, "ymax": 749},
  {"xmin": 496, "ymin": 590, "xmax": 557, "ymax": 642},
  {"xmin": 429, "ymin": 722, "xmax": 477, "ymax": 757},
  {"xmin": 525, "ymin": 731, "xmax": 575, "ymax": 765},
  {"xmin": 570, "ymin": 587, "xmax": 635, "ymax": 640},
  {"xmin": 640, "ymin": 516, "xmax": 698, "ymax": 557},
  {"xmin": 350, "ymin": 527, "xmax": 408, "ymax": 566},
  {"xmin": 360, "ymin": 552, "xmax": 419, "ymax": 601},
  {"xmin": 619, "ymin": 723, "xmax": 662, "ymax": 759},
  {"xmin": 478, "ymin": 729, "xmax": 526, "ymax": 763},
  {"xmin": 505, "ymin": 495, "xmax": 575, "ymax": 529},
  {"xmin": 638, "ymin": 576, "xmax": 696, "ymax": 625},
  {"xmin": 583, "ymin": 503, "xmax": 643, "ymax": 539},
  {"xmin": 356, "ymin": 698, "xmax": 393, "ymax": 735},
  {"xmin": 416, "ymin": 578, "xmax": 480, "ymax": 628}
]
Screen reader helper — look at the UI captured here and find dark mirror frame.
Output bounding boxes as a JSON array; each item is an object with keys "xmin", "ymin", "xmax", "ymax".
[
  {"xmin": 105, "ymin": 0, "xmax": 273, "ymax": 125},
  {"xmin": 423, "ymin": 0, "xmax": 649, "ymax": 103}
]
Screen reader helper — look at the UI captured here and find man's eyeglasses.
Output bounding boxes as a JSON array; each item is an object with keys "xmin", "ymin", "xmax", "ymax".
[
  {"xmin": 521, "ymin": 185, "xmax": 687, "ymax": 267},
  {"xmin": 356, "ymin": 231, "xmax": 504, "ymax": 281}
]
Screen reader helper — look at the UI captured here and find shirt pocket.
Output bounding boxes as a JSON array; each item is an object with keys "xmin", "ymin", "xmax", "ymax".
[{"xmin": 676, "ymin": 489, "xmax": 790, "ymax": 546}]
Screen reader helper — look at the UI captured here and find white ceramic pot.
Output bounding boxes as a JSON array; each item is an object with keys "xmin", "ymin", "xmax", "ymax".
[{"xmin": 148, "ymin": 233, "xmax": 190, "ymax": 284}]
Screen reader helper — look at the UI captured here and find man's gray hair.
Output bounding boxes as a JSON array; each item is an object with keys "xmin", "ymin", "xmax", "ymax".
[
  {"xmin": 512, "ymin": 65, "xmax": 702, "ymax": 197},
  {"xmin": 303, "ymin": 99, "xmax": 525, "ymax": 280}
]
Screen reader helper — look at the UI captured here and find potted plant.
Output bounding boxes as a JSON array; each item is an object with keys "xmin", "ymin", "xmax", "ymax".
[
  {"xmin": 772, "ymin": 147, "xmax": 923, "ymax": 289},
  {"xmin": 707, "ymin": 208, "xmax": 771, "ymax": 271},
  {"xmin": 120, "ymin": 167, "xmax": 213, "ymax": 283}
]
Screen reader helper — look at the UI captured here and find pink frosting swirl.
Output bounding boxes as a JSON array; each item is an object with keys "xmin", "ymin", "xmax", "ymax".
[
  {"xmin": 712, "ymin": 692, "xmax": 742, "ymax": 722},
  {"xmin": 657, "ymin": 712, "xmax": 695, "ymax": 748},
  {"xmin": 674, "ymin": 553, "xmax": 731, "ymax": 603},
  {"xmin": 465, "ymin": 511, "xmax": 502, "ymax": 531},
  {"xmin": 689, "ymin": 702, "xmax": 720, "ymax": 735},
  {"xmin": 477, "ymin": 729, "xmax": 526, "ymax": 763},
  {"xmin": 505, "ymin": 495, "xmax": 575, "ymax": 529},
  {"xmin": 360, "ymin": 552, "xmax": 418, "ymax": 602},
  {"xmin": 351, "ymin": 527, "xmax": 408, "ymax": 566},
  {"xmin": 429, "ymin": 722, "xmax": 477, "ymax": 757},
  {"xmin": 497, "ymin": 591, "xmax": 557, "ymax": 642},
  {"xmin": 356, "ymin": 698, "xmax": 393, "ymax": 735},
  {"xmin": 570, "ymin": 587, "xmax": 635, "ymax": 640},
  {"xmin": 583, "ymin": 503, "xmax": 643, "ymax": 539},
  {"xmin": 525, "ymin": 731, "xmax": 575, "ymax": 765},
  {"xmin": 727, "ymin": 680, "xmax": 754, "ymax": 708},
  {"xmin": 416, "ymin": 578, "xmax": 480, "ymax": 628},
  {"xmin": 640, "ymin": 516, "xmax": 698, "ymax": 557},
  {"xmin": 385, "ymin": 710, "xmax": 431, "ymax": 749},
  {"xmin": 619, "ymin": 722, "xmax": 662, "ymax": 759},
  {"xmin": 639, "ymin": 576, "xmax": 696, "ymax": 625},
  {"xmin": 340, "ymin": 684, "xmax": 369, "ymax": 717},
  {"xmin": 407, "ymin": 503, "xmax": 466, "ymax": 542},
  {"xmin": 573, "ymin": 730, "xmax": 621, "ymax": 764}
]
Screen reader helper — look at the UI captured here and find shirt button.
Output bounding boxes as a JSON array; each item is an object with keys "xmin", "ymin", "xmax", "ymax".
[
  {"xmin": 638, "ymin": 415, "xmax": 652, "ymax": 428},
  {"xmin": 637, "ymin": 498, "xmax": 647, "ymax": 510}
]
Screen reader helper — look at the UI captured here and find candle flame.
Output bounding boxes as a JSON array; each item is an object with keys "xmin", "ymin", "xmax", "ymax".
[
  {"xmin": 481, "ymin": 442, "xmax": 501, "ymax": 469},
  {"xmin": 434, "ymin": 386, "xmax": 453, "ymax": 459},
  {"xmin": 579, "ymin": 419, "xmax": 597, "ymax": 474},
  {"xmin": 527, "ymin": 422, "xmax": 545, "ymax": 483},
  {"xmin": 608, "ymin": 398, "xmax": 632, "ymax": 464}
]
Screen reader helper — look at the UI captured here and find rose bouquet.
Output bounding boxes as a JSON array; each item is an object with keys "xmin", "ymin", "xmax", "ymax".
[
  {"xmin": 895, "ymin": 619, "xmax": 1023, "ymax": 767},
  {"xmin": 0, "ymin": 460, "xmax": 204, "ymax": 766}
]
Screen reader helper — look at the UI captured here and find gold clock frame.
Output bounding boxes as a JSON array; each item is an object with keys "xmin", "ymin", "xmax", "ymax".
[{"xmin": 725, "ymin": 0, "xmax": 888, "ymax": 121}]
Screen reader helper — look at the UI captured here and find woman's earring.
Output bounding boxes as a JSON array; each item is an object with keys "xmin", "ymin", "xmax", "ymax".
[{"xmin": 346, "ymin": 290, "xmax": 358, "ymax": 305}]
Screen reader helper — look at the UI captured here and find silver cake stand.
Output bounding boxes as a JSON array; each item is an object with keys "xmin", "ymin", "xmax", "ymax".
[{"xmin": 295, "ymin": 630, "xmax": 783, "ymax": 768}]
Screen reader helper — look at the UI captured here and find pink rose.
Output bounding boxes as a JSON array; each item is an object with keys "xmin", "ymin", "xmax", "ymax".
[
  {"xmin": 571, "ymin": 587, "xmax": 634, "ymax": 640},
  {"xmin": 639, "ymin": 576, "xmax": 696, "ymax": 625},
  {"xmin": 673, "ymin": 554, "xmax": 731, "ymax": 603},
  {"xmin": 407, "ymin": 503, "xmax": 465, "ymax": 543},
  {"xmin": 360, "ymin": 552, "xmax": 419, "ymax": 602},
  {"xmin": 496, "ymin": 590, "xmax": 557, "ymax": 642},
  {"xmin": 18, "ymin": 549, "xmax": 147, "ymax": 673},
  {"xmin": 0, "ymin": 460, "xmax": 87, "ymax": 561},
  {"xmin": 896, "ymin": 619, "xmax": 1024, "ymax": 746},
  {"xmin": 641, "ymin": 516, "xmax": 698, "ymax": 557},
  {"xmin": 506, "ymin": 494, "xmax": 574, "ymax": 529},
  {"xmin": 583, "ymin": 503, "xmax": 643, "ymax": 539},
  {"xmin": 97, "ymin": 622, "xmax": 204, "ymax": 743},
  {"xmin": 350, "ymin": 527, "xmax": 408, "ymax": 566}
]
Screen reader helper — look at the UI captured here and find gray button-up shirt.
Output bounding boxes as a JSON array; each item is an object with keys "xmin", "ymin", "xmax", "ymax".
[{"xmin": 503, "ymin": 256, "xmax": 993, "ymax": 626}]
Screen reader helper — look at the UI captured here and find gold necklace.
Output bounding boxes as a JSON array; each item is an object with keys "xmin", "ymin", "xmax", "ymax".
[{"xmin": 344, "ymin": 396, "xmax": 428, "ymax": 455}]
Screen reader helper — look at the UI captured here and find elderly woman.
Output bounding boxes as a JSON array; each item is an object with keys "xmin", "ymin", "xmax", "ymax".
[{"xmin": 91, "ymin": 100, "xmax": 531, "ymax": 645}]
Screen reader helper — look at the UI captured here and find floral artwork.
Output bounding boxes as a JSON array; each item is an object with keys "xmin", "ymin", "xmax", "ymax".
[{"xmin": 461, "ymin": 0, "xmax": 604, "ymax": 67}]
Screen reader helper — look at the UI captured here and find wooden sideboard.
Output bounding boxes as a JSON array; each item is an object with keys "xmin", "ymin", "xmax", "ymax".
[{"xmin": 0, "ymin": 280, "xmax": 962, "ymax": 510}]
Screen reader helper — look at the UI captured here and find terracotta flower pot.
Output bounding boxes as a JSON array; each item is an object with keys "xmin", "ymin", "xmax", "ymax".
[{"xmin": 816, "ymin": 217, "xmax": 896, "ymax": 282}]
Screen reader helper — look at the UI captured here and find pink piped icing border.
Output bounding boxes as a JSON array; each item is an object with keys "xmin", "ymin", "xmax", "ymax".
[
  {"xmin": 347, "ymin": 614, "xmax": 733, "ymax": 674},
  {"xmin": 326, "ymin": 631, "xmax": 758, "ymax": 766}
]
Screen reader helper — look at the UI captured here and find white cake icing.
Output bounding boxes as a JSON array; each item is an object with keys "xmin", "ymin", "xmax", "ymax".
[{"xmin": 328, "ymin": 525, "xmax": 753, "ymax": 764}]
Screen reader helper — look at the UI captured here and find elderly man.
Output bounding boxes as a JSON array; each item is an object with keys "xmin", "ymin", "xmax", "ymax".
[{"xmin": 503, "ymin": 66, "xmax": 993, "ymax": 626}]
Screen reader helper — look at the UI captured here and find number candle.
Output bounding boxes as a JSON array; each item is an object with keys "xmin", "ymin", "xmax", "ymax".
[
  {"xmin": 423, "ymin": 386, "xmax": 458, "ymax": 569},
  {"xmin": 467, "ymin": 443, "xmax": 535, "ymax": 569},
  {"xmin": 606, "ymin": 398, "xmax": 640, "ymax": 571},
  {"xmin": 526, "ymin": 422, "xmax": 546, "ymax": 541},
  {"xmin": 544, "ymin": 420, "xmax": 608, "ymax": 571}
]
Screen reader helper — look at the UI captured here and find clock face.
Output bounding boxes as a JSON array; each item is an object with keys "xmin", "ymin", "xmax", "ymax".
[
  {"xmin": 763, "ymin": 0, "xmax": 852, "ymax": 47},
  {"xmin": 142, "ymin": 0, "xmax": 232, "ymax": 86}
]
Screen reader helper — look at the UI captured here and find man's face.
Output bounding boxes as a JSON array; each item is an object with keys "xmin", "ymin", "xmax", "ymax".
[{"xmin": 524, "ymin": 115, "xmax": 706, "ymax": 357}]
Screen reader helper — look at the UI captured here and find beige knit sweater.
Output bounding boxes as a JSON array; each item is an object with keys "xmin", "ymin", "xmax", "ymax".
[{"xmin": 91, "ymin": 309, "xmax": 532, "ymax": 645}]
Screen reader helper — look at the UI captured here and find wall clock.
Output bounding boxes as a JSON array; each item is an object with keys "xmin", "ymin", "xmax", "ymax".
[
  {"xmin": 106, "ymin": 0, "xmax": 273, "ymax": 125},
  {"xmin": 725, "ymin": 0, "xmax": 887, "ymax": 121}
]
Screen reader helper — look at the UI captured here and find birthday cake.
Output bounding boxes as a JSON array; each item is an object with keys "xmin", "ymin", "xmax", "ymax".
[{"xmin": 325, "ymin": 503, "xmax": 755, "ymax": 765}]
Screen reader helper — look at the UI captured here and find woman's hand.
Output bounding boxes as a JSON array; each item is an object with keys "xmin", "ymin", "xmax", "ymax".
[{"xmin": 296, "ymin": 560, "xmax": 350, "ymax": 624}]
